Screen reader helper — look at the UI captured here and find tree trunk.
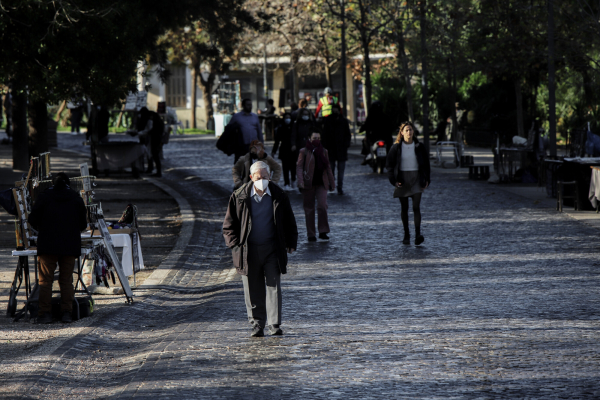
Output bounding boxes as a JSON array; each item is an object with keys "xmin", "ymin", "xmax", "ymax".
[
  {"xmin": 115, "ymin": 103, "xmax": 126, "ymax": 129},
  {"xmin": 447, "ymin": 59, "xmax": 458, "ymax": 142},
  {"xmin": 419, "ymin": 0, "xmax": 430, "ymax": 152},
  {"xmin": 515, "ymin": 79, "xmax": 525, "ymax": 138},
  {"xmin": 55, "ymin": 100, "xmax": 66, "ymax": 122},
  {"xmin": 547, "ymin": 0, "xmax": 557, "ymax": 156},
  {"xmin": 291, "ymin": 51, "xmax": 300, "ymax": 103},
  {"xmin": 362, "ymin": 35, "xmax": 372, "ymax": 112},
  {"xmin": 397, "ymin": 26, "xmax": 414, "ymax": 122},
  {"xmin": 200, "ymin": 70, "xmax": 215, "ymax": 131},
  {"xmin": 190, "ymin": 64, "xmax": 199, "ymax": 129},
  {"xmin": 28, "ymin": 99, "xmax": 49, "ymax": 157},
  {"xmin": 12, "ymin": 86, "xmax": 29, "ymax": 171}
]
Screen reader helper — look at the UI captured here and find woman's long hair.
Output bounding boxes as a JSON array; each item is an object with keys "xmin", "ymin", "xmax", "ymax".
[{"xmin": 394, "ymin": 121, "xmax": 416, "ymax": 144}]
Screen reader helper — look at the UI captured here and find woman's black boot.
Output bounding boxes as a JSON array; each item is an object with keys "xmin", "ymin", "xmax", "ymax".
[{"xmin": 402, "ymin": 233, "xmax": 410, "ymax": 245}]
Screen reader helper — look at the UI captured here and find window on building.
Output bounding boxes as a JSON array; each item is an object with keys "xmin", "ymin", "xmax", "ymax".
[{"xmin": 166, "ymin": 65, "xmax": 187, "ymax": 108}]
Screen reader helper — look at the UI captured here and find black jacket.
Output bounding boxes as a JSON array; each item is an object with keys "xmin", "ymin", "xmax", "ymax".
[
  {"xmin": 322, "ymin": 116, "xmax": 352, "ymax": 162},
  {"xmin": 386, "ymin": 137, "xmax": 431, "ymax": 188},
  {"xmin": 273, "ymin": 123, "xmax": 295, "ymax": 159},
  {"xmin": 222, "ymin": 182, "xmax": 298, "ymax": 275},
  {"xmin": 28, "ymin": 186, "xmax": 87, "ymax": 256}
]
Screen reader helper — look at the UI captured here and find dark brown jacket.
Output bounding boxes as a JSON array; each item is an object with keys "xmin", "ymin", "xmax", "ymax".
[
  {"xmin": 222, "ymin": 182, "xmax": 298, "ymax": 275},
  {"xmin": 296, "ymin": 147, "xmax": 335, "ymax": 191},
  {"xmin": 232, "ymin": 153, "xmax": 282, "ymax": 189}
]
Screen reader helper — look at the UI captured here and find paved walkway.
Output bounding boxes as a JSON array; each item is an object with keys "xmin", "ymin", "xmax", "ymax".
[{"xmin": 2, "ymin": 134, "xmax": 600, "ymax": 398}]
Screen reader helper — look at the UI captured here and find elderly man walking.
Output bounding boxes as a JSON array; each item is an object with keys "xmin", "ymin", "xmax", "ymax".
[{"xmin": 223, "ymin": 161, "xmax": 298, "ymax": 337}]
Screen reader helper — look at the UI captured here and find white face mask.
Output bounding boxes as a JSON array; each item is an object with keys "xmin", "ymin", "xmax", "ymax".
[
  {"xmin": 284, "ymin": 119, "xmax": 291, "ymax": 124},
  {"xmin": 302, "ymin": 115, "xmax": 309, "ymax": 121},
  {"xmin": 254, "ymin": 178, "xmax": 269, "ymax": 191}
]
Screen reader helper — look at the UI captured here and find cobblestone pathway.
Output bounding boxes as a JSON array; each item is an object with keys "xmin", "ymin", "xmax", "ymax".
[{"xmin": 6, "ymin": 135, "xmax": 600, "ymax": 399}]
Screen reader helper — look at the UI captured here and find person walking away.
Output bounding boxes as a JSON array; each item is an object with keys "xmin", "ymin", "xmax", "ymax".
[
  {"xmin": 322, "ymin": 104, "xmax": 351, "ymax": 195},
  {"xmin": 138, "ymin": 107, "xmax": 165, "ymax": 177},
  {"xmin": 385, "ymin": 122, "xmax": 430, "ymax": 246},
  {"xmin": 291, "ymin": 108, "xmax": 317, "ymax": 155},
  {"xmin": 28, "ymin": 173, "xmax": 88, "ymax": 324},
  {"xmin": 314, "ymin": 87, "xmax": 339, "ymax": 121},
  {"xmin": 359, "ymin": 101, "xmax": 395, "ymax": 165},
  {"xmin": 70, "ymin": 105, "xmax": 83, "ymax": 135},
  {"xmin": 229, "ymin": 98, "xmax": 264, "ymax": 163},
  {"xmin": 297, "ymin": 132, "xmax": 335, "ymax": 242},
  {"xmin": 272, "ymin": 112, "xmax": 297, "ymax": 191},
  {"xmin": 233, "ymin": 140, "xmax": 282, "ymax": 189},
  {"xmin": 223, "ymin": 161, "xmax": 298, "ymax": 337}
]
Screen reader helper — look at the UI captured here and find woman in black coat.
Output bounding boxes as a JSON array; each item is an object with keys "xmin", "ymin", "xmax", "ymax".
[{"xmin": 385, "ymin": 122, "xmax": 431, "ymax": 246}]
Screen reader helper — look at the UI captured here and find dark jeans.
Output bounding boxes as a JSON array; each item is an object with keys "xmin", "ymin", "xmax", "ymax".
[
  {"xmin": 242, "ymin": 243, "xmax": 281, "ymax": 328},
  {"xmin": 330, "ymin": 160, "xmax": 346, "ymax": 191},
  {"xmin": 281, "ymin": 152, "xmax": 297, "ymax": 185},
  {"xmin": 148, "ymin": 142, "xmax": 163, "ymax": 174},
  {"xmin": 38, "ymin": 255, "xmax": 76, "ymax": 314}
]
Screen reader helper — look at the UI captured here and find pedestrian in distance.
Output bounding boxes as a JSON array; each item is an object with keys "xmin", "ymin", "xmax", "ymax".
[
  {"xmin": 28, "ymin": 173, "xmax": 88, "ymax": 324},
  {"xmin": 223, "ymin": 161, "xmax": 298, "ymax": 337},
  {"xmin": 385, "ymin": 121, "xmax": 431, "ymax": 246},
  {"xmin": 272, "ymin": 112, "xmax": 298, "ymax": 191},
  {"xmin": 314, "ymin": 87, "xmax": 339, "ymax": 120},
  {"xmin": 70, "ymin": 105, "xmax": 83, "ymax": 135},
  {"xmin": 233, "ymin": 140, "xmax": 282, "ymax": 190},
  {"xmin": 229, "ymin": 98, "xmax": 264, "ymax": 164},
  {"xmin": 138, "ymin": 107, "xmax": 165, "ymax": 177},
  {"xmin": 359, "ymin": 100, "xmax": 395, "ymax": 165},
  {"xmin": 291, "ymin": 107, "xmax": 318, "ymax": 154},
  {"xmin": 297, "ymin": 131, "xmax": 335, "ymax": 242},
  {"xmin": 322, "ymin": 103, "xmax": 351, "ymax": 195}
]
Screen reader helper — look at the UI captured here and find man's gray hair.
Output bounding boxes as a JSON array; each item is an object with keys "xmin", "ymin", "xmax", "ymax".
[{"xmin": 250, "ymin": 161, "xmax": 270, "ymax": 176}]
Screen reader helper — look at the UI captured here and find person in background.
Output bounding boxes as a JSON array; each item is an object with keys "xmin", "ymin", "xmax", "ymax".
[
  {"xmin": 233, "ymin": 140, "xmax": 282, "ymax": 189},
  {"xmin": 223, "ymin": 161, "xmax": 298, "ymax": 337},
  {"xmin": 70, "ymin": 105, "xmax": 83, "ymax": 135},
  {"xmin": 359, "ymin": 101, "xmax": 394, "ymax": 165},
  {"xmin": 272, "ymin": 112, "xmax": 297, "ymax": 191},
  {"xmin": 28, "ymin": 173, "xmax": 88, "ymax": 324},
  {"xmin": 138, "ymin": 107, "xmax": 165, "ymax": 177},
  {"xmin": 291, "ymin": 107, "xmax": 318, "ymax": 154},
  {"xmin": 385, "ymin": 121, "xmax": 430, "ymax": 246},
  {"xmin": 314, "ymin": 87, "xmax": 338, "ymax": 120},
  {"xmin": 229, "ymin": 98, "xmax": 263, "ymax": 163},
  {"xmin": 290, "ymin": 101, "xmax": 302, "ymax": 121},
  {"xmin": 297, "ymin": 131, "xmax": 335, "ymax": 242},
  {"xmin": 290, "ymin": 102, "xmax": 299, "ymax": 119},
  {"xmin": 322, "ymin": 104, "xmax": 351, "ymax": 195}
]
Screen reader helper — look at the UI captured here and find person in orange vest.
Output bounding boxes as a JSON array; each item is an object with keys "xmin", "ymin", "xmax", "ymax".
[{"xmin": 314, "ymin": 87, "xmax": 339, "ymax": 119}]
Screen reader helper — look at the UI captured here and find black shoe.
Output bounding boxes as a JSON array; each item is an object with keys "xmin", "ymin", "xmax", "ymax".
[
  {"xmin": 61, "ymin": 311, "xmax": 73, "ymax": 323},
  {"xmin": 150, "ymin": 172, "xmax": 162, "ymax": 178},
  {"xmin": 318, "ymin": 233, "xmax": 329, "ymax": 241},
  {"xmin": 308, "ymin": 236, "xmax": 317, "ymax": 242},
  {"xmin": 251, "ymin": 325, "xmax": 264, "ymax": 337},
  {"xmin": 415, "ymin": 235, "xmax": 424, "ymax": 245},
  {"xmin": 37, "ymin": 312, "xmax": 53, "ymax": 324},
  {"xmin": 361, "ymin": 159, "xmax": 368, "ymax": 166},
  {"xmin": 402, "ymin": 234, "xmax": 410, "ymax": 245},
  {"xmin": 269, "ymin": 325, "xmax": 283, "ymax": 336},
  {"xmin": 337, "ymin": 189, "xmax": 345, "ymax": 195}
]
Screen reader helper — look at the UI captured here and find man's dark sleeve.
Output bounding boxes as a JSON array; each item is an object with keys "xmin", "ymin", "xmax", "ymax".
[
  {"xmin": 28, "ymin": 193, "xmax": 46, "ymax": 231},
  {"xmin": 78, "ymin": 197, "xmax": 88, "ymax": 231},
  {"xmin": 282, "ymin": 195, "xmax": 298, "ymax": 249},
  {"xmin": 222, "ymin": 193, "xmax": 241, "ymax": 248}
]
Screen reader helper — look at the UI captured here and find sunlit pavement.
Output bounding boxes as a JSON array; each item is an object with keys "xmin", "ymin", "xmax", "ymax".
[{"xmin": 7, "ymin": 134, "xmax": 600, "ymax": 399}]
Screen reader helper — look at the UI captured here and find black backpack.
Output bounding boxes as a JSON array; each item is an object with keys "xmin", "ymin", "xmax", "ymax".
[{"xmin": 216, "ymin": 122, "xmax": 243, "ymax": 156}]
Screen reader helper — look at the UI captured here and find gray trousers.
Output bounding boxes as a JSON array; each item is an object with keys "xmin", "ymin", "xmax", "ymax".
[{"xmin": 242, "ymin": 243, "xmax": 282, "ymax": 328}]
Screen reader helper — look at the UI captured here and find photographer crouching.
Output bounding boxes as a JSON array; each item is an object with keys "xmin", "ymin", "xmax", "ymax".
[{"xmin": 28, "ymin": 173, "xmax": 87, "ymax": 324}]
